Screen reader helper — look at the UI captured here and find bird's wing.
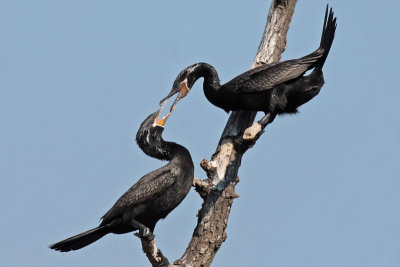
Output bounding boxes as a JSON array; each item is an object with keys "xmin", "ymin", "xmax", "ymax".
[
  {"xmin": 225, "ymin": 50, "xmax": 324, "ymax": 93},
  {"xmin": 100, "ymin": 165, "xmax": 177, "ymax": 224}
]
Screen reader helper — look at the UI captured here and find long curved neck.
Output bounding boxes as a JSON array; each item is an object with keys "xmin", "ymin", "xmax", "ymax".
[
  {"xmin": 153, "ymin": 140, "xmax": 189, "ymax": 161},
  {"xmin": 196, "ymin": 63, "xmax": 220, "ymax": 91},
  {"xmin": 137, "ymin": 131, "xmax": 189, "ymax": 161},
  {"xmin": 194, "ymin": 63, "xmax": 226, "ymax": 107}
]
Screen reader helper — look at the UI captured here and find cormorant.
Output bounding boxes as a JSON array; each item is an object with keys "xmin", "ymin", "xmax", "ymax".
[
  {"xmin": 50, "ymin": 107, "xmax": 194, "ymax": 252},
  {"xmin": 160, "ymin": 6, "xmax": 337, "ymax": 128}
]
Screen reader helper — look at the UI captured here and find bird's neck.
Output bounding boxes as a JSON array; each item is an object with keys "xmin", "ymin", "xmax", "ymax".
[
  {"xmin": 203, "ymin": 64, "xmax": 220, "ymax": 90},
  {"xmin": 195, "ymin": 63, "xmax": 227, "ymax": 107},
  {"xmin": 166, "ymin": 142, "xmax": 192, "ymax": 164},
  {"xmin": 140, "ymin": 136, "xmax": 187, "ymax": 161},
  {"xmin": 158, "ymin": 141, "xmax": 194, "ymax": 175},
  {"xmin": 196, "ymin": 63, "xmax": 220, "ymax": 92}
]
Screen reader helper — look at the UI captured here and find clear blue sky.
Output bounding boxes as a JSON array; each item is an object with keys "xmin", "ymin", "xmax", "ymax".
[{"xmin": 1, "ymin": 1, "xmax": 399, "ymax": 266}]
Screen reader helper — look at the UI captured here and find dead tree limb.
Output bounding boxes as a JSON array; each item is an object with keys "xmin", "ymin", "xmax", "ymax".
[{"xmin": 141, "ymin": 0, "xmax": 298, "ymax": 266}]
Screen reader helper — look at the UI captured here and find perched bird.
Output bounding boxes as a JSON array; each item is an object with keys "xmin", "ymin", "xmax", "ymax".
[
  {"xmin": 161, "ymin": 6, "xmax": 337, "ymax": 128},
  {"xmin": 50, "ymin": 107, "xmax": 194, "ymax": 252}
]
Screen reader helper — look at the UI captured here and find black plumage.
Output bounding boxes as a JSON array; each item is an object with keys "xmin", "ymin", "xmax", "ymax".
[
  {"xmin": 161, "ymin": 6, "xmax": 337, "ymax": 128},
  {"xmin": 50, "ymin": 109, "xmax": 194, "ymax": 252}
]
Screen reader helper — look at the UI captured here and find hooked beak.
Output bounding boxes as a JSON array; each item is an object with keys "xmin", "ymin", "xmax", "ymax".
[
  {"xmin": 154, "ymin": 101, "xmax": 171, "ymax": 127},
  {"xmin": 159, "ymin": 80, "xmax": 190, "ymax": 112}
]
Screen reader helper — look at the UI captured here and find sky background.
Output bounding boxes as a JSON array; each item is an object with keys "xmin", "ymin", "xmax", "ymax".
[{"xmin": 1, "ymin": 0, "xmax": 400, "ymax": 266}]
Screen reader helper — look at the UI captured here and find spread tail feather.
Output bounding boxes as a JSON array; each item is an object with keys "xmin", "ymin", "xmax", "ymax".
[
  {"xmin": 316, "ymin": 5, "xmax": 337, "ymax": 71},
  {"xmin": 49, "ymin": 226, "xmax": 109, "ymax": 252},
  {"xmin": 295, "ymin": 6, "xmax": 336, "ymax": 68}
]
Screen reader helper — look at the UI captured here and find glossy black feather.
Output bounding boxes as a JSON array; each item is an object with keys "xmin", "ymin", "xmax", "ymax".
[
  {"xmin": 50, "ymin": 111, "xmax": 194, "ymax": 252},
  {"xmin": 163, "ymin": 6, "xmax": 337, "ymax": 126},
  {"xmin": 225, "ymin": 49, "xmax": 324, "ymax": 93}
]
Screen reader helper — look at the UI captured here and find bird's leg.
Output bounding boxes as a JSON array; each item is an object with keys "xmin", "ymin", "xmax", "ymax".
[
  {"xmin": 258, "ymin": 112, "xmax": 276, "ymax": 128},
  {"xmin": 130, "ymin": 219, "xmax": 155, "ymax": 241},
  {"xmin": 243, "ymin": 113, "xmax": 275, "ymax": 141}
]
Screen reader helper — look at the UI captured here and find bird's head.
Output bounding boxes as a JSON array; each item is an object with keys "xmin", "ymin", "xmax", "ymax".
[
  {"xmin": 136, "ymin": 105, "xmax": 171, "ymax": 158},
  {"xmin": 141, "ymin": 105, "xmax": 171, "ymax": 132},
  {"xmin": 153, "ymin": 104, "xmax": 171, "ymax": 128},
  {"xmin": 136, "ymin": 105, "xmax": 171, "ymax": 143},
  {"xmin": 160, "ymin": 63, "xmax": 204, "ymax": 111}
]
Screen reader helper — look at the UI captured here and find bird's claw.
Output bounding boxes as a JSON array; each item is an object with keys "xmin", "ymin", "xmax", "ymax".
[
  {"xmin": 134, "ymin": 227, "xmax": 155, "ymax": 241},
  {"xmin": 243, "ymin": 122, "xmax": 263, "ymax": 140}
]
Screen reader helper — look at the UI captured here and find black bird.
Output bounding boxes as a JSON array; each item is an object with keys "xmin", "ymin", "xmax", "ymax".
[
  {"xmin": 161, "ymin": 6, "xmax": 337, "ymax": 128},
  {"xmin": 50, "ymin": 107, "xmax": 194, "ymax": 252}
]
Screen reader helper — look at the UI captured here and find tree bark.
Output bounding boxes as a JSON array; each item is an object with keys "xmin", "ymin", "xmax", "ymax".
[{"xmin": 141, "ymin": 1, "xmax": 298, "ymax": 266}]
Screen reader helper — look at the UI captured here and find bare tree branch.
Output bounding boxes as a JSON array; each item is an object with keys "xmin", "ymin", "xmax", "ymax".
[
  {"xmin": 140, "ymin": 239, "xmax": 170, "ymax": 267},
  {"xmin": 141, "ymin": 1, "xmax": 298, "ymax": 266}
]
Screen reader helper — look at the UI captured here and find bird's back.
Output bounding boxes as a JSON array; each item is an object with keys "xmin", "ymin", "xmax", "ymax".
[{"xmin": 100, "ymin": 146, "xmax": 194, "ymax": 231}]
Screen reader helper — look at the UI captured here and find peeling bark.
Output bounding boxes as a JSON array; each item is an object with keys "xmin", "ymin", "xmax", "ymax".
[{"xmin": 141, "ymin": 1, "xmax": 298, "ymax": 266}]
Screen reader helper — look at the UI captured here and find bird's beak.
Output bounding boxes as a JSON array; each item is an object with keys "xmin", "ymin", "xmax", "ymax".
[
  {"xmin": 160, "ymin": 87, "xmax": 179, "ymax": 106},
  {"xmin": 154, "ymin": 101, "xmax": 171, "ymax": 127},
  {"xmin": 159, "ymin": 80, "xmax": 190, "ymax": 112},
  {"xmin": 170, "ymin": 81, "xmax": 189, "ymax": 112},
  {"xmin": 155, "ymin": 112, "xmax": 170, "ymax": 127}
]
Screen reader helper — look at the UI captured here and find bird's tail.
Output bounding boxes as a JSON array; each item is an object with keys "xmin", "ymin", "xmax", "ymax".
[
  {"xmin": 49, "ymin": 226, "xmax": 109, "ymax": 252},
  {"xmin": 315, "ymin": 5, "xmax": 337, "ymax": 71}
]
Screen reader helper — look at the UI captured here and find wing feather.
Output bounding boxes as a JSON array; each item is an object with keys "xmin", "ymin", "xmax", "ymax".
[
  {"xmin": 225, "ymin": 50, "xmax": 324, "ymax": 93},
  {"xmin": 100, "ymin": 165, "xmax": 177, "ymax": 223}
]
